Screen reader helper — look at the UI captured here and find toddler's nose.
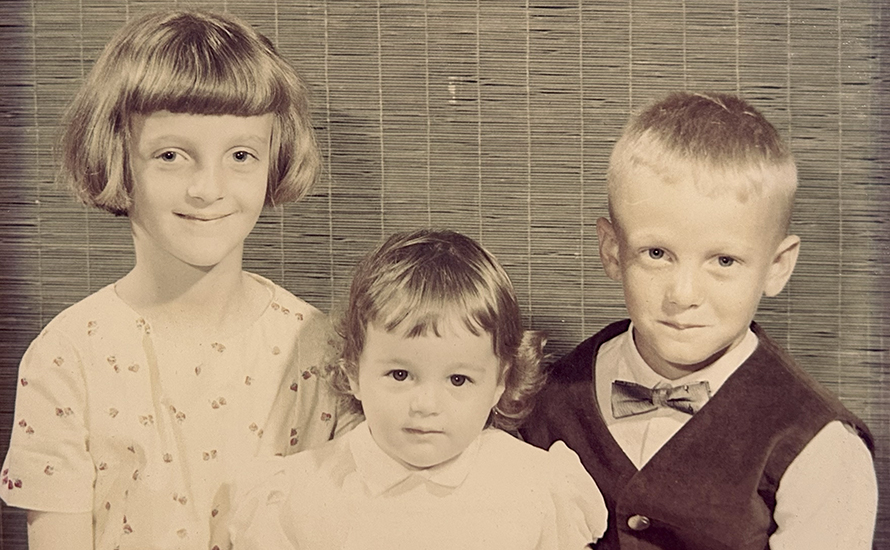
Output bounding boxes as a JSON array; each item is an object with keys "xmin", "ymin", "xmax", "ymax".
[{"xmin": 409, "ymin": 383, "xmax": 442, "ymax": 416}]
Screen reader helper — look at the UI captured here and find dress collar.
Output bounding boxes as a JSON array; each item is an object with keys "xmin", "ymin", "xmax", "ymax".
[{"xmin": 349, "ymin": 421, "xmax": 482, "ymax": 497}]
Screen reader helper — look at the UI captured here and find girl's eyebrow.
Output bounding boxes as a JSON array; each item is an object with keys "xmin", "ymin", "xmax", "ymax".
[{"xmin": 143, "ymin": 133, "xmax": 269, "ymax": 147}]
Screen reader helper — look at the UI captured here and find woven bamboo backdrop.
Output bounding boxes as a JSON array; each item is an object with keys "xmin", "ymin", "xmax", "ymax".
[{"xmin": 1, "ymin": 0, "xmax": 887, "ymax": 547}]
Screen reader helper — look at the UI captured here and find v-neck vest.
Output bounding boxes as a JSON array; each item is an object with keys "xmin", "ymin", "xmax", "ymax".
[{"xmin": 521, "ymin": 320, "xmax": 874, "ymax": 550}]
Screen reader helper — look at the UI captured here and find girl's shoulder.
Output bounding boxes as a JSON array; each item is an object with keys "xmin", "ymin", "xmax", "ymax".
[
  {"xmin": 37, "ymin": 283, "xmax": 142, "ymax": 342},
  {"xmin": 247, "ymin": 272, "xmax": 326, "ymax": 327}
]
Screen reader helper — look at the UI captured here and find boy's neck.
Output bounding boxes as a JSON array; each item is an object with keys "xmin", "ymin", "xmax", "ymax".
[{"xmin": 632, "ymin": 327, "xmax": 730, "ymax": 380}]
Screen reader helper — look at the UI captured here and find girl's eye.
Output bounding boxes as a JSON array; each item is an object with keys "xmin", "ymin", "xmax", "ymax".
[
  {"xmin": 450, "ymin": 375, "xmax": 469, "ymax": 387},
  {"xmin": 232, "ymin": 150, "xmax": 255, "ymax": 162},
  {"xmin": 158, "ymin": 151, "xmax": 179, "ymax": 162},
  {"xmin": 717, "ymin": 256, "xmax": 735, "ymax": 267},
  {"xmin": 388, "ymin": 370, "xmax": 408, "ymax": 382},
  {"xmin": 647, "ymin": 248, "xmax": 665, "ymax": 260}
]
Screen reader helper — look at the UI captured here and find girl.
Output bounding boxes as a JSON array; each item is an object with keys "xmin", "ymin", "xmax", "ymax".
[
  {"xmin": 229, "ymin": 229, "xmax": 608, "ymax": 549},
  {"xmin": 1, "ymin": 10, "xmax": 354, "ymax": 549}
]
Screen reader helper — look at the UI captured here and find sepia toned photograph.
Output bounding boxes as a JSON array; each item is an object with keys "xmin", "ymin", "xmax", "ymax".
[{"xmin": 0, "ymin": 1, "xmax": 887, "ymax": 548}]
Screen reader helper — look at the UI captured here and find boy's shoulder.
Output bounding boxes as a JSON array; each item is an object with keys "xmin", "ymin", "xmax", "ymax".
[{"xmin": 546, "ymin": 319, "xmax": 631, "ymax": 384}]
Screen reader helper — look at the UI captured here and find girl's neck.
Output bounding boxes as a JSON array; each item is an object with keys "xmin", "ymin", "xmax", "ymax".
[{"xmin": 116, "ymin": 251, "xmax": 269, "ymax": 341}]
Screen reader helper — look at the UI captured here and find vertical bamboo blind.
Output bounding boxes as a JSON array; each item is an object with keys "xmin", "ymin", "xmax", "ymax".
[{"xmin": 0, "ymin": 1, "xmax": 887, "ymax": 546}]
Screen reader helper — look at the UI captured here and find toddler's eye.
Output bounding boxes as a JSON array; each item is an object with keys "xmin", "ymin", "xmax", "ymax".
[
  {"xmin": 647, "ymin": 248, "xmax": 665, "ymax": 260},
  {"xmin": 717, "ymin": 256, "xmax": 735, "ymax": 267},
  {"xmin": 388, "ymin": 370, "xmax": 408, "ymax": 382},
  {"xmin": 450, "ymin": 375, "xmax": 469, "ymax": 387}
]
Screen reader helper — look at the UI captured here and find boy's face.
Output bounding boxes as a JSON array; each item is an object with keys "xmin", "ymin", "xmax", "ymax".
[
  {"xmin": 598, "ymin": 167, "xmax": 799, "ymax": 379},
  {"xmin": 351, "ymin": 319, "xmax": 505, "ymax": 470}
]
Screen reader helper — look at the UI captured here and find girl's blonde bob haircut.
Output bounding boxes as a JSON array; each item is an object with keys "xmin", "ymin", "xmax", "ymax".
[
  {"xmin": 60, "ymin": 10, "xmax": 321, "ymax": 215},
  {"xmin": 327, "ymin": 229, "xmax": 547, "ymax": 432}
]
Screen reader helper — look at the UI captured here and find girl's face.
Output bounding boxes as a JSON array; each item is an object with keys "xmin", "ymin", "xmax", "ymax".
[
  {"xmin": 128, "ymin": 111, "xmax": 273, "ymax": 270},
  {"xmin": 351, "ymin": 318, "xmax": 505, "ymax": 470}
]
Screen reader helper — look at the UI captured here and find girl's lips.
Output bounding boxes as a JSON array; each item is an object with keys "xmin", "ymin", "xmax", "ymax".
[{"xmin": 175, "ymin": 212, "xmax": 231, "ymax": 222}]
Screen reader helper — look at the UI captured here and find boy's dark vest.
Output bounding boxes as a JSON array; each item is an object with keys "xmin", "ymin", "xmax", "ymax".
[{"xmin": 521, "ymin": 320, "xmax": 874, "ymax": 550}]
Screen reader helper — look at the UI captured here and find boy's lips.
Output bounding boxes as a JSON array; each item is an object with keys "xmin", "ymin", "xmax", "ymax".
[{"xmin": 660, "ymin": 320, "xmax": 705, "ymax": 331}]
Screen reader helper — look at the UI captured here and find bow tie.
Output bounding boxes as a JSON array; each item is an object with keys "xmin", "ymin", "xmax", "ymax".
[{"xmin": 611, "ymin": 380, "xmax": 711, "ymax": 419}]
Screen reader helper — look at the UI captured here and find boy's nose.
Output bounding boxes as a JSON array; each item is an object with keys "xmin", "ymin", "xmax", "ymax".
[
  {"xmin": 408, "ymin": 383, "xmax": 442, "ymax": 416},
  {"xmin": 665, "ymin": 266, "xmax": 703, "ymax": 309},
  {"xmin": 186, "ymin": 163, "xmax": 224, "ymax": 202}
]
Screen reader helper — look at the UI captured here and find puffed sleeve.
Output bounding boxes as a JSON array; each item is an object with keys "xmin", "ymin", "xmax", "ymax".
[
  {"xmin": 0, "ymin": 326, "xmax": 94, "ymax": 512},
  {"xmin": 228, "ymin": 458, "xmax": 300, "ymax": 550},
  {"xmin": 546, "ymin": 441, "xmax": 608, "ymax": 549}
]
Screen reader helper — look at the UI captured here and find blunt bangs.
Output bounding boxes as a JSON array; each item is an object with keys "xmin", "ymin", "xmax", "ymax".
[
  {"xmin": 121, "ymin": 22, "xmax": 290, "ymax": 117},
  {"xmin": 60, "ymin": 10, "xmax": 321, "ymax": 215}
]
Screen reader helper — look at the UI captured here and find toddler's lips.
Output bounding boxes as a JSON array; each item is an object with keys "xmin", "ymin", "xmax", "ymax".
[{"xmin": 403, "ymin": 427, "xmax": 443, "ymax": 436}]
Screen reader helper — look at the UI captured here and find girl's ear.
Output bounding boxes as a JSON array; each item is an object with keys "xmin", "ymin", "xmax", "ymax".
[
  {"xmin": 763, "ymin": 234, "xmax": 800, "ymax": 297},
  {"xmin": 596, "ymin": 217, "xmax": 623, "ymax": 281}
]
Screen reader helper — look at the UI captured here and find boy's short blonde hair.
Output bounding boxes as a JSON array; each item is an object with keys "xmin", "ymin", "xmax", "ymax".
[
  {"xmin": 60, "ymin": 10, "xmax": 321, "ymax": 215},
  {"xmin": 327, "ymin": 229, "xmax": 546, "ymax": 432},
  {"xmin": 607, "ymin": 91, "xmax": 797, "ymax": 232}
]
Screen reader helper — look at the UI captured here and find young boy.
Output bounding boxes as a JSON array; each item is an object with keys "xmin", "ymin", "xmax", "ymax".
[{"xmin": 520, "ymin": 91, "xmax": 877, "ymax": 549}]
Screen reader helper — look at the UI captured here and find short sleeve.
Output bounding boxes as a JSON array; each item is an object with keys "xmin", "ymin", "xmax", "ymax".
[
  {"xmin": 227, "ymin": 459, "xmax": 299, "ymax": 550},
  {"xmin": 1, "ymin": 326, "xmax": 94, "ymax": 513},
  {"xmin": 546, "ymin": 441, "xmax": 608, "ymax": 549}
]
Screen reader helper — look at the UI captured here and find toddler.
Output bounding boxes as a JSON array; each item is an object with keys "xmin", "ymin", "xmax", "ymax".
[{"xmin": 229, "ymin": 229, "xmax": 608, "ymax": 549}]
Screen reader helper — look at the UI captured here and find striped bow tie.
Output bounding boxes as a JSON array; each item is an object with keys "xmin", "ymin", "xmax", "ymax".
[{"xmin": 611, "ymin": 380, "xmax": 711, "ymax": 419}]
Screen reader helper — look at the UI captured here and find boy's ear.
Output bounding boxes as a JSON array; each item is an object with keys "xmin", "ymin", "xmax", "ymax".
[
  {"xmin": 763, "ymin": 234, "xmax": 800, "ymax": 297},
  {"xmin": 596, "ymin": 217, "xmax": 623, "ymax": 281}
]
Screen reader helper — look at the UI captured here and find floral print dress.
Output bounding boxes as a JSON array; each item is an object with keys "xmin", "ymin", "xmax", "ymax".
[{"xmin": 1, "ymin": 273, "xmax": 354, "ymax": 549}]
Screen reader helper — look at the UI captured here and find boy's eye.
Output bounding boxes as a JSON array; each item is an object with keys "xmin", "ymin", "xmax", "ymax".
[
  {"xmin": 450, "ymin": 375, "xmax": 469, "ymax": 387},
  {"xmin": 388, "ymin": 370, "xmax": 409, "ymax": 382},
  {"xmin": 647, "ymin": 248, "xmax": 665, "ymax": 260},
  {"xmin": 717, "ymin": 256, "xmax": 735, "ymax": 267}
]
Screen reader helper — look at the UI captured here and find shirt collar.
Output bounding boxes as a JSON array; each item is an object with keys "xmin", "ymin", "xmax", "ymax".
[
  {"xmin": 349, "ymin": 421, "xmax": 481, "ymax": 497},
  {"xmin": 617, "ymin": 322, "xmax": 759, "ymax": 393}
]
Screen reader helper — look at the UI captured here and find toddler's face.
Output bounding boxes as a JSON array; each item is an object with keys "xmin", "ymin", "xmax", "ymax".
[
  {"xmin": 351, "ymin": 318, "xmax": 505, "ymax": 470},
  {"xmin": 598, "ymin": 167, "xmax": 798, "ymax": 379},
  {"xmin": 128, "ymin": 111, "xmax": 272, "ymax": 269}
]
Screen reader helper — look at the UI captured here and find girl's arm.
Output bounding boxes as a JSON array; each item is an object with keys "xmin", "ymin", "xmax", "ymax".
[{"xmin": 27, "ymin": 510, "xmax": 92, "ymax": 549}]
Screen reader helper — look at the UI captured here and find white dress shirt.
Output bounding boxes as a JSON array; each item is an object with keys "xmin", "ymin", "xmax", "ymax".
[{"xmin": 595, "ymin": 325, "xmax": 877, "ymax": 549}]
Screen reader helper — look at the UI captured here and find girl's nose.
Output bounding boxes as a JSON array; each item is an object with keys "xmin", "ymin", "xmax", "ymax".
[{"xmin": 186, "ymin": 163, "xmax": 224, "ymax": 202}]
